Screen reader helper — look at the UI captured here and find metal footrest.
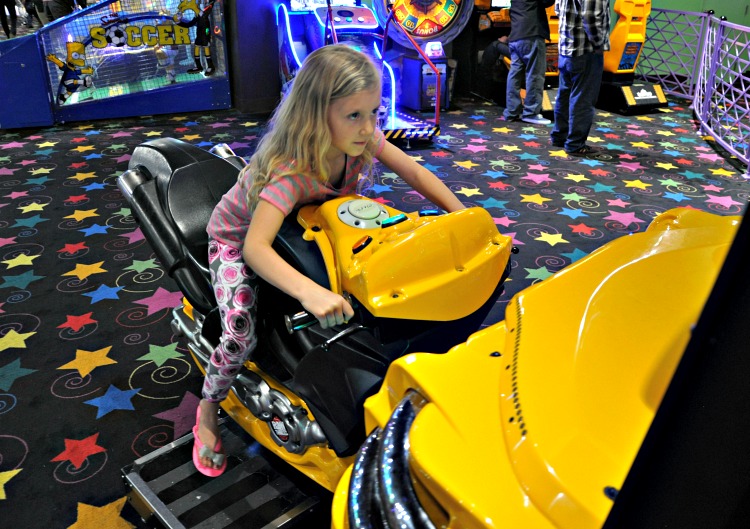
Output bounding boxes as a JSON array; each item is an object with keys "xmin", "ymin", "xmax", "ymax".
[{"xmin": 122, "ymin": 419, "xmax": 325, "ymax": 528}]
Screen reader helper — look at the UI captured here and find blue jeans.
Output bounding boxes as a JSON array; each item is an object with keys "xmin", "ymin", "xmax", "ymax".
[
  {"xmin": 550, "ymin": 52, "xmax": 604, "ymax": 152},
  {"xmin": 504, "ymin": 38, "xmax": 547, "ymax": 119}
]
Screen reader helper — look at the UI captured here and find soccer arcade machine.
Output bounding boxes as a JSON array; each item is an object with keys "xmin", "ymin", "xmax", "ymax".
[{"xmin": 0, "ymin": 0, "xmax": 231, "ymax": 129}]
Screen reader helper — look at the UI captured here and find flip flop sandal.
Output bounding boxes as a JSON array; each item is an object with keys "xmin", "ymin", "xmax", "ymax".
[{"xmin": 192, "ymin": 407, "xmax": 227, "ymax": 477}]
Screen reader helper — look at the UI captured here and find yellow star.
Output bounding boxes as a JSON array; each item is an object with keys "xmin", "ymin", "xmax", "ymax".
[
  {"xmin": 635, "ymin": 115, "xmax": 654, "ymax": 121},
  {"xmin": 587, "ymin": 136, "xmax": 605, "ymax": 144},
  {"xmin": 242, "ymin": 121, "xmax": 259, "ymax": 127},
  {"xmin": 2, "ymin": 254, "xmax": 39, "ymax": 269},
  {"xmin": 408, "ymin": 154, "xmax": 424, "ymax": 162},
  {"xmin": 144, "ymin": 130, "xmax": 163, "ymax": 137},
  {"xmin": 520, "ymin": 193, "xmax": 551, "ymax": 205},
  {"xmin": 701, "ymin": 135, "xmax": 714, "ymax": 142},
  {"xmin": 63, "ymin": 261, "xmax": 107, "ymax": 281},
  {"xmin": 65, "ymin": 209, "xmax": 99, "ymax": 222},
  {"xmin": 454, "ymin": 160, "xmax": 479, "ymax": 170},
  {"xmin": 0, "ymin": 469, "xmax": 22, "ymax": 500},
  {"xmin": 75, "ymin": 124, "xmax": 94, "ymax": 130},
  {"xmin": 564, "ymin": 173, "xmax": 589, "ymax": 182},
  {"xmin": 710, "ymin": 167, "xmax": 736, "ymax": 176},
  {"xmin": 170, "ymin": 116, "xmax": 189, "ymax": 121},
  {"xmin": 0, "ymin": 329, "xmax": 35, "ymax": 352},
  {"xmin": 499, "ymin": 144, "xmax": 521, "ymax": 152},
  {"xmin": 449, "ymin": 123, "xmax": 467, "ymax": 129},
  {"xmin": 623, "ymin": 179, "xmax": 652, "ymax": 189},
  {"xmin": 654, "ymin": 162, "xmax": 678, "ymax": 170},
  {"xmin": 72, "ymin": 145, "xmax": 96, "ymax": 153},
  {"xmin": 455, "ymin": 187, "xmax": 483, "ymax": 197},
  {"xmin": 18, "ymin": 202, "xmax": 46, "ymax": 213},
  {"xmin": 181, "ymin": 134, "xmax": 202, "ymax": 141},
  {"xmin": 69, "ymin": 172, "xmax": 97, "ymax": 182},
  {"xmin": 68, "ymin": 497, "xmax": 135, "ymax": 529},
  {"xmin": 631, "ymin": 141, "xmax": 654, "ymax": 149},
  {"xmin": 59, "ymin": 346, "xmax": 117, "ymax": 378},
  {"xmin": 535, "ymin": 232, "xmax": 569, "ymax": 246},
  {"xmin": 29, "ymin": 167, "xmax": 54, "ymax": 175},
  {"xmin": 658, "ymin": 108, "xmax": 674, "ymax": 113},
  {"xmin": 492, "ymin": 126, "xmax": 513, "ymax": 133},
  {"xmin": 549, "ymin": 148, "xmax": 568, "ymax": 157},
  {"xmin": 38, "ymin": 141, "xmax": 58, "ymax": 147}
]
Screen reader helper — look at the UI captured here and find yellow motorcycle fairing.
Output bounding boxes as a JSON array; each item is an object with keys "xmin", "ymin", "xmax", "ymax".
[
  {"xmin": 185, "ymin": 321, "xmax": 352, "ymax": 492},
  {"xmin": 332, "ymin": 208, "xmax": 741, "ymax": 528},
  {"xmin": 297, "ymin": 195, "xmax": 512, "ymax": 321}
]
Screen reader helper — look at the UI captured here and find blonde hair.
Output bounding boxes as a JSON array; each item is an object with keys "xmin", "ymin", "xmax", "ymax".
[{"xmin": 242, "ymin": 44, "xmax": 382, "ymax": 209}]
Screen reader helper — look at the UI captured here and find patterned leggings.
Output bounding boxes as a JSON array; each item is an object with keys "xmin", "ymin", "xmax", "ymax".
[{"xmin": 202, "ymin": 239, "xmax": 259, "ymax": 402}]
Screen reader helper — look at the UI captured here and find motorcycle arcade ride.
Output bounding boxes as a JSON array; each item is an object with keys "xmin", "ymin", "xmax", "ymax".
[{"xmin": 117, "ymin": 138, "xmax": 514, "ymax": 528}]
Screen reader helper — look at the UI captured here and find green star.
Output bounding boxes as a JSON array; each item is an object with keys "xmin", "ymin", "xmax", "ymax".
[{"xmin": 137, "ymin": 343, "xmax": 184, "ymax": 367}]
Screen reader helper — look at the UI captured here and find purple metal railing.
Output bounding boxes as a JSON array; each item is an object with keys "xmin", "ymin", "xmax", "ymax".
[{"xmin": 637, "ymin": 8, "xmax": 749, "ymax": 170}]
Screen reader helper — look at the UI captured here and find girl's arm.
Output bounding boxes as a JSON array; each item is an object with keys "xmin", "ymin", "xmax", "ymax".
[
  {"xmin": 243, "ymin": 200, "xmax": 354, "ymax": 328},
  {"xmin": 376, "ymin": 139, "xmax": 465, "ymax": 212}
]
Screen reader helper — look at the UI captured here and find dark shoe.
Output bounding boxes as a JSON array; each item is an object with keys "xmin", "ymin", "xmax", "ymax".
[
  {"xmin": 549, "ymin": 138, "xmax": 565, "ymax": 148},
  {"xmin": 566, "ymin": 145, "xmax": 597, "ymax": 156},
  {"xmin": 500, "ymin": 115, "xmax": 520, "ymax": 122}
]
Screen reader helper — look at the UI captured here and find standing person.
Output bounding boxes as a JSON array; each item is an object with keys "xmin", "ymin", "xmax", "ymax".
[
  {"xmin": 47, "ymin": 0, "xmax": 84, "ymax": 20},
  {"xmin": 192, "ymin": 44, "xmax": 466, "ymax": 476},
  {"xmin": 24, "ymin": 0, "xmax": 43, "ymax": 28},
  {"xmin": 550, "ymin": 0, "xmax": 611, "ymax": 155},
  {"xmin": 504, "ymin": 0, "xmax": 555, "ymax": 125},
  {"xmin": 0, "ymin": 0, "xmax": 17, "ymax": 38}
]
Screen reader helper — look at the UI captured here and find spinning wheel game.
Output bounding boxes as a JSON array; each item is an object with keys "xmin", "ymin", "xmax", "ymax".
[{"xmin": 372, "ymin": 0, "xmax": 473, "ymax": 48}]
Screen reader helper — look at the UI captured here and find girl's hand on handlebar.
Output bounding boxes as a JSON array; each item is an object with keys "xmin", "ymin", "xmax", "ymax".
[{"xmin": 299, "ymin": 286, "xmax": 355, "ymax": 329}]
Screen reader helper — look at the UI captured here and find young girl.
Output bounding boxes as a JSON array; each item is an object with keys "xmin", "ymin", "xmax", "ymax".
[{"xmin": 193, "ymin": 44, "xmax": 465, "ymax": 476}]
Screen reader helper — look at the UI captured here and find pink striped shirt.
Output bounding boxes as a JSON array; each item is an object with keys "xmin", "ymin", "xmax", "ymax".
[{"xmin": 207, "ymin": 128, "xmax": 385, "ymax": 247}]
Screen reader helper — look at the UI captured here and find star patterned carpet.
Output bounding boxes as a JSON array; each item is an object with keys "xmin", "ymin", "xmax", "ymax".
[{"xmin": 0, "ymin": 95, "xmax": 748, "ymax": 528}]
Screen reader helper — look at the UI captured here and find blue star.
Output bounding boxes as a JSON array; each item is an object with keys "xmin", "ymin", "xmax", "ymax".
[
  {"xmin": 79, "ymin": 224, "xmax": 110, "ymax": 237},
  {"xmin": 196, "ymin": 141, "xmax": 214, "ymax": 148},
  {"xmin": 84, "ymin": 130, "xmax": 101, "ymax": 136},
  {"xmin": 422, "ymin": 163, "xmax": 441, "ymax": 172},
  {"xmin": 0, "ymin": 270, "xmax": 44, "ymax": 290},
  {"xmin": 558, "ymin": 207, "xmax": 588, "ymax": 219},
  {"xmin": 561, "ymin": 248, "xmax": 589, "ymax": 263},
  {"xmin": 478, "ymin": 197, "xmax": 509, "ymax": 209},
  {"xmin": 663, "ymin": 191, "xmax": 691, "ymax": 202},
  {"xmin": 83, "ymin": 152, "xmax": 104, "ymax": 160},
  {"xmin": 83, "ymin": 284, "xmax": 123, "ymax": 304},
  {"xmin": 469, "ymin": 115, "xmax": 485, "ymax": 120},
  {"xmin": 662, "ymin": 150, "xmax": 681, "ymax": 157},
  {"xmin": 603, "ymin": 143, "xmax": 626, "ymax": 151},
  {"xmin": 596, "ymin": 127, "xmax": 613, "ymax": 133},
  {"xmin": 0, "ymin": 358, "xmax": 36, "ymax": 391},
  {"xmin": 578, "ymin": 158, "xmax": 604, "ymax": 167},
  {"xmin": 25, "ymin": 176, "xmax": 52, "ymax": 186},
  {"xmin": 517, "ymin": 133, "xmax": 538, "ymax": 140},
  {"xmin": 483, "ymin": 170, "xmax": 507, "ymax": 179},
  {"xmin": 34, "ymin": 148, "xmax": 57, "ymax": 157},
  {"xmin": 588, "ymin": 182, "xmax": 617, "ymax": 193},
  {"xmin": 368, "ymin": 183, "xmax": 392, "ymax": 194},
  {"xmin": 13, "ymin": 215, "xmax": 48, "ymax": 228},
  {"xmin": 517, "ymin": 152, "xmax": 540, "ymax": 160},
  {"xmin": 678, "ymin": 137, "xmax": 698, "ymax": 144},
  {"xmin": 464, "ymin": 129, "xmax": 484, "ymax": 136},
  {"xmin": 680, "ymin": 170, "xmax": 705, "ymax": 180},
  {"xmin": 84, "ymin": 385, "xmax": 141, "ymax": 419},
  {"xmin": 185, "ymin": 121, "xmax": 200, "ymax": 126},
  {"xmin": 82, "ymin": 182, "xmax": 107, "ymax": 191}
]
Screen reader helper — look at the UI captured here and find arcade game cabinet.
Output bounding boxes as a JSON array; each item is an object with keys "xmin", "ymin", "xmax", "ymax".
[{"xmin": 597, "ymin": 0, "xmax": 668, "ymax": 114}]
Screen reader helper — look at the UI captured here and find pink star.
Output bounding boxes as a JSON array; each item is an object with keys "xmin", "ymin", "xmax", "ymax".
[
  {"xmin": 0, "ymin": 167, "xmax": 18, "ymax": 176},
  {"xmin": 110, "ymin": 131, "xmax": 134, "ymax": 138},
  {"xmin": 5, "ymin": 191, "xmax": 29, "ymax": 199},
  {"xmin": 121, "ymin": 228, "xmax": 145, "ymax": 244},
  {"xmin": 504, "ymin": 231, "xmax": 524, "ymax": 246},
  {"xmin": 209, "ymin": 122, "xmax": 230, "ymax": 128},
  {"xmin": 618, "ymin": 153, "xmax": 636, "ymax": 160},
  {"xmin": 618, "ymin": 161, "xmax": 645, "ymax": 172},
  {"xmin": 528, "ymin": 164, "xmax": 546, "ymax": 171},
  {"xmin": 697, "ymin": 152, "xmax": 724, "ymax": 163},
  {"xmin": 17, "ymin": 159, "xmax": 37, "ymax": 166},
  {"xmin": 154, "ymin": 392, "xmax": 200, "ymax": 438},
  {"xmin": 0, "ymin": 236, "xmax": 18, "ymax": 247},
  {"xmin": 462, "ymin": 144, "xmax": 489, "ymax": 153},
  {"xmin": 705, "ymin": 194, "xmax": 743, "ymax": 208},
  {"xmin": 522, "ymin": 172, "xmax": 554, "ymax": 184},
  {"xmin": 625, "ymin": 129, "xmax": 649, "ymax": 137},
  {"xmin": 470, "ymin": 138, "xmax": 489, "ymax": 144},
  {"xmin": 134, "ymin": 287, "xmax": 184, "ymax": 315},
  {"xmin": 0, "ymin": 141, "xmax": 27, "ymax": 149},
  {"xmin": 607, "ymin": 198, "xmax": 630, "ymax": 208},
  {"xmin": 116, "ymin": 154, "xmax": 131, "ymax": 164},
  {"xmin": 227, "ymin": 142, "xmax": 250, "ymax": 151},
  {"xmin": 701, "ymin": 184, "xmax": 723, "ymax": 192},
  {"xmin": 604, "ymin": 210, "xmax": 646, "ymax": 227},
  {"xmin": 494, "ymin": 216, "xmax": 516, "ymax": 227}
]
